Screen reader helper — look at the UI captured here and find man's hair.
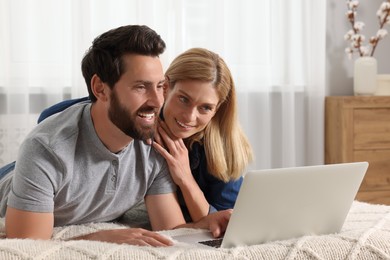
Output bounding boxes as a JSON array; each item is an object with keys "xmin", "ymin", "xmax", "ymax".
[{"xmin": 81, "ymin": 25, "xmax": 166, "ymax": 102}]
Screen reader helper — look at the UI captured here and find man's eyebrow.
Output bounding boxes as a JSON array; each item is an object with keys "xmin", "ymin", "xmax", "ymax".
[{"xmin": 133, "ymin": 79, "xmax": 165, "ymax": 86}]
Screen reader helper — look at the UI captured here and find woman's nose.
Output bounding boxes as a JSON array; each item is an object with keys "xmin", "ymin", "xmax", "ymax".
[{"xmin": 183, "ymin": 107, "xmax": 197, "ymax": 122}]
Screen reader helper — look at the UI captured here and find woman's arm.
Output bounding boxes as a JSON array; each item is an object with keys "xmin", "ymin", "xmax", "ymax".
[{"xmin": 152, "ymin": 122, "xmax": 210, "ymax": 221}]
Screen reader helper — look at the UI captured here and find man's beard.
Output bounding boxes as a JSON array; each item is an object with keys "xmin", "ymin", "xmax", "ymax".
[{"xmin": 108, "ymin": 90, "xmax": 157, "ymax": 140}]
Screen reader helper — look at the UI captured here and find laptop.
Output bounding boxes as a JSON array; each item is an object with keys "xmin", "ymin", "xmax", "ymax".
[{"xmin": 172, "ymin": 162, "xmax": 368, "ymax": 248}]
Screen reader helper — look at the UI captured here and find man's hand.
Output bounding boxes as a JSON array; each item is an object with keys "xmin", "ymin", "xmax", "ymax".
[
  {"xmin": 72, "ymin": 228, "xmax": 173, "ymax": 247},
  {"xmin": 179, "ymin": 209, "xmax": 233, "ymax": 238}
]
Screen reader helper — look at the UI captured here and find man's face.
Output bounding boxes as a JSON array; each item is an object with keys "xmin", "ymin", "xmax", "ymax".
[{"xmin": 108, "ymin": 54, "xmax": 165, "ymax": 140}]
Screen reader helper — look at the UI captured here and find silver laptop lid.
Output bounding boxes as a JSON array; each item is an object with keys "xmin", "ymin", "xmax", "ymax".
[{"xmin": 221, "ymin": 162, "xmax": 368, "ymax": 248}]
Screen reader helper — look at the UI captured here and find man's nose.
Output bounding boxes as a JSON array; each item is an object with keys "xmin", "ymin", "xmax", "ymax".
[{"xmin": 148, "ymin": 87, "xmax": 164, "ymax": 108}]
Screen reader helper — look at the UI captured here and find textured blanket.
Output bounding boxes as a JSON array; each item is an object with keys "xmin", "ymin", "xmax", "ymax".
[{"xmin": 0, "ymin": 201, "xmax": 389, "ymax": 259}]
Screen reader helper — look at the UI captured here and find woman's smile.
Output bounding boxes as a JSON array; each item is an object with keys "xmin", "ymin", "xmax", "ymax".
[{"xmin": 175, "ymin": 118, "xmax": 195, "ymax": 129}]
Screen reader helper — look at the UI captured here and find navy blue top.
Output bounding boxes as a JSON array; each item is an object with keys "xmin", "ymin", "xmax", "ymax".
[{"xmin": 37, "ymin": 97, "xmax": 90, "ymax": 123}]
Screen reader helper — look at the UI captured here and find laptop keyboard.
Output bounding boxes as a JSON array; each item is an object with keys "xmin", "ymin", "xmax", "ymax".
[{"xmin": 198, "ymin": 238, "xmax": 223, "ymax": 248}]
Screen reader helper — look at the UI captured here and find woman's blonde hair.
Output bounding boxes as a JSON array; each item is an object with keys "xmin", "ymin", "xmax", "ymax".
[{"xmin": 165, "ymin": 48, "xmax": 253, "ymax": 182}]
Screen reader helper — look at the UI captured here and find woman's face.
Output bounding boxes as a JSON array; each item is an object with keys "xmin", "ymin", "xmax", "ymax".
[{"xmin": 163, "ymin": 80, "xmax": 220, "ymax": 139}]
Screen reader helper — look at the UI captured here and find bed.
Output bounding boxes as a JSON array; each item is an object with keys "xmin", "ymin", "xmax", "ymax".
[{"xmin": 0, "ymin": 201, "xmax": 389, "ymax": 259}]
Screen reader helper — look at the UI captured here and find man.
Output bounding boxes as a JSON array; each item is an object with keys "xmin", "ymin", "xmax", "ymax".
[{"xmin": 0, "ymin": 25, "xmax": 230, "ymax": 246}]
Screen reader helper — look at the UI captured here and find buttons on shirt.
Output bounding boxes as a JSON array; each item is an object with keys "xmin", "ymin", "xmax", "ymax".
[
  {"xmin": 106, "ymin": 160, "xmax": 118, "ymax": 193},
  {"xmin": 111, "ymin": 160, "xmax": 118, "ymax": 182}
]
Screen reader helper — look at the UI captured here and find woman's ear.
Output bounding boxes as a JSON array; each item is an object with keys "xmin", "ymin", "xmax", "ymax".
[{"xmin": 91, "ymin": 74, "xmax": 109, "ymax": 102}]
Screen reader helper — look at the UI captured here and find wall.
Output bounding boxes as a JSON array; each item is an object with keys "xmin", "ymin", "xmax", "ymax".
[{"xmin": 326, "ymin": 0, "xmax": 390, "ymax": 96}]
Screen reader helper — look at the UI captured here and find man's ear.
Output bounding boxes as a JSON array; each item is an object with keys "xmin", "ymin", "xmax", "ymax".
[
  {"xmin": 91, "ymin": 74, "xmax": 109, "ymax": 101},
  {"xmin": 163, "ymin": 80, "xmax": 170, "ymax": 98}
]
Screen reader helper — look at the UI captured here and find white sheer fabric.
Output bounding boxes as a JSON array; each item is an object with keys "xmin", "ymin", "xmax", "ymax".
[{"xmin": 0, "ymin": 0, "xmax": 326, "ymax": 169}]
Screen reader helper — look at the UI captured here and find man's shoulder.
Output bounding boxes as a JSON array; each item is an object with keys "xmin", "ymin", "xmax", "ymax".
[
  {"xmin": 38, "ymin": 97, "xmax": 90, "ymax": 123},
  {"xmin": 131, "ymin": 140, "xmax": 164, "ymax": 161},
  {"xmin": 130, "ymin": 140, "xmax": 168, "ymax": 171},
  {"xmin": 24, "ymin": 103, "xmax": 91, "ymax": 151}
]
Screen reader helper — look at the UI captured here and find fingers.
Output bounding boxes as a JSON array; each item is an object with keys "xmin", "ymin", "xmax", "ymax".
[
  {"xmin": 209, "ymin": 222, "xmax": 222, "ymax": 238},
  {"xmin": 154, "ymin": 122, "xmax": 175, "ymax": 151},
  {"xmin": 158, "ymin": 126, "xmax": 187, "ymax": 153},
  {"xmin": 156, "ymin": 120, "xmax": 187, "ymax": 153},
  {"xmin": 77, "ymin": 228, "xmax": 173, "ymax": 247},
  {"xmin": 208, "ymin": 210, "xmax": 233, "ymax": 238},
  {"xmin": 158, "ymin": 125, "xmax": 172, "ymax": 143},
  {"xmin": 154, "ymin": 128, "xmax": 164, "ymax": 148},
  {"xmin": 123, "ymin": 228, "xmax": 173, "ymax": 247},
  {"xmin": 158, "ymin": 120, "xmax": 175, "ymax": 139},
  {"xmin": 134, "ymin": 230, "xmax": 173, "ymax": 247},
  {"xmin": 157, "ymin": 126, "xmax": 177, "ymax": 153},
  {"xmin": 152, "ymin": 140, "xmax": 172, "ymax": 161}
]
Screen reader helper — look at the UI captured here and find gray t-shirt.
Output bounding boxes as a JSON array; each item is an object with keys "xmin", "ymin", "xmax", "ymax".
[{"xmin": 0, "ymin": 103, "xmax": 175, "ymax": 226}]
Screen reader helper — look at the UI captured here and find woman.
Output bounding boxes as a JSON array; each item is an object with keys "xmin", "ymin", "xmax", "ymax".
[{"xmin": 152, "ymin": 48, "xmax": 253, "ymax": 222}]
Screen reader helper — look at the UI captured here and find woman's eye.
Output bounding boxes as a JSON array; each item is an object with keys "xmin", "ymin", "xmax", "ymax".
[
  {"xmin": 201, "ymin": 106, "xmax": 213, "ymax": 112},
  {"xmin": 179, "ymin": 96, "xmax": 188, "ymax": 103}
]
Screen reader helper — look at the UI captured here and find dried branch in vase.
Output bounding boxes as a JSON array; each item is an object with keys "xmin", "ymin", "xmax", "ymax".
[{"xmin": 344, "ymin": 0, "xmax": 390, "ymax": 58}]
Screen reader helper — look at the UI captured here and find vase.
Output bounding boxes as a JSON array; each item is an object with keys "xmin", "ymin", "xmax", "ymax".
[{"xmin": 353, "ymin": 56, "xmax": 377, "ymax": 96}]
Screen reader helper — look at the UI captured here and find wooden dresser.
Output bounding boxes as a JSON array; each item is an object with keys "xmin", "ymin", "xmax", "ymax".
[{"xmin": 325, "ymin": 96, "xmax": 390, "ymax": 205}]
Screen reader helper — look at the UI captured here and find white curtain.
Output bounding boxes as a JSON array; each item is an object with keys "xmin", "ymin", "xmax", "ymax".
[{"xmin": 0, "ymin": 0, "xmax": 326, "ymax": 170}]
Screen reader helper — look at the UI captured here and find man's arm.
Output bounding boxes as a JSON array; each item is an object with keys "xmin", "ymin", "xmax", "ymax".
[
  {"xmin": 145, "ymin": 192, "xmax": 186, "ymax": 230},
  {"xmin": 5, "ymin": 207, "xmax": 54, "ymax": 239},
  {"xmin": 5, "ymin": 206, "xmax": 173, "ymax": 246}
]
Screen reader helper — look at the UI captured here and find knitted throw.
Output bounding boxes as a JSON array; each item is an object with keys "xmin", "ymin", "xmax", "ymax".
[{"xmin": 0, "ymin": 201, "xmax": 389, "ymax": 259}]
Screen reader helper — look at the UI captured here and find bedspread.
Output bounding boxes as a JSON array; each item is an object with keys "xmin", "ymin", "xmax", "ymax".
[{"xmin": 0, "ymin": 201, "xmax": 390, "ymax": 259}]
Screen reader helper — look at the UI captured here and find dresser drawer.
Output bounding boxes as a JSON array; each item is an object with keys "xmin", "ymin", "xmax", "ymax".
[
  {"xmin": 356, "ymin": 190, "xmax": 390, "ymax": 205},
  {"xmin": 354, "ymin": 108, "xmax": 390, "ymax": 150},
  {"xmin": 354, "ymin": 150, "xmax": 390, "ymax": 191},
  {"xmin": 326, "ymin": 96, "xmax": 390, "ymax": 205}
]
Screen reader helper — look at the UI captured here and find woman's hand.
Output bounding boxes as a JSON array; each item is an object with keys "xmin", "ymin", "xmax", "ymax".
[
  {"xmin": 152, "ymin": 120, "xmax": 192, "ymax": 186},
  {"xmin": 178, "ymin": 209, "xmax": 233, "ymax": 238}
]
